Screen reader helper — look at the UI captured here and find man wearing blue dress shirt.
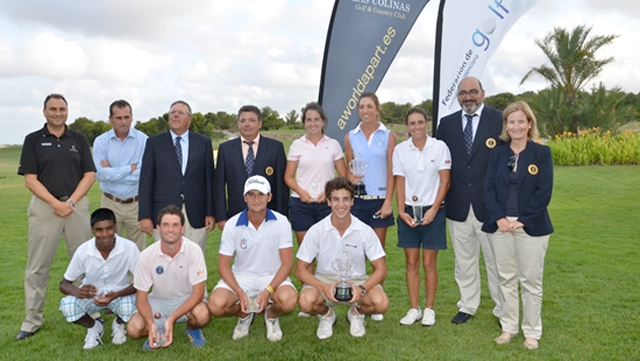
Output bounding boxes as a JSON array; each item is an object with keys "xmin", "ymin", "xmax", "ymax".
[{"xmin": 94, "ymin": 100, "xmax": 148, "ymax": 250}]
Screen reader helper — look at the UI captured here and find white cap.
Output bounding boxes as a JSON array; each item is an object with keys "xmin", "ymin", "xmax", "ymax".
[{"xmin": 243, "ymin": 175, "xmax": 271, "ymax": 195}]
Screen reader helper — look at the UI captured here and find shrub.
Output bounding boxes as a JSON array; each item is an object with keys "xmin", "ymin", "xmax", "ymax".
[{"xmin": 548, "ymin": 127, "xmax": 640, "ymax": 165}]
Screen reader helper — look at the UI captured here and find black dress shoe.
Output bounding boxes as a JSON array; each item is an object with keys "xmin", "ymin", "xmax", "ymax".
[
  {"xmin": 15, "ymin": 330, "xmax": 36, "ymax": 341},
  {"xmin": 451, "ymin": 312, "xmax": 473, "ymax": 324}
]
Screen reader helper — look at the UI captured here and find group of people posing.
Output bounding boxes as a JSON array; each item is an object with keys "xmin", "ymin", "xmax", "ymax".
[{"xmin": 15, "ymin": 76, "xmax": 553, "ymax": 352}]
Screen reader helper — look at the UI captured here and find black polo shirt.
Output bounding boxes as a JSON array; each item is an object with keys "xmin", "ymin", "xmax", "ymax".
[{"xmin": 18, "ymin": 124, "xmax": 96, "ymax": 199}]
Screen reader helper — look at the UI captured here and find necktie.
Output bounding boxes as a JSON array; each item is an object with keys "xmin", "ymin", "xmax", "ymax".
[
  {"xmin": 463, "ymin": 114, "xmax": 475, "ymax": 155},
  {"xmin": 175, "ymin": 136, "xmax": 183, "ymax": 172},
  {"xmin": 245, "ymin": 141, "xmax": 255, "ymax": 175}
]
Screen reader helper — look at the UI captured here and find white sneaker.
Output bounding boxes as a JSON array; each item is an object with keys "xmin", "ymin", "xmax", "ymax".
[
  {"xmin": 111, "ymin": 319, "xmax": 127, "ymax": 345},
  {"xmin": 264, "ymin": 316, "xmax": 283, "ymax": 342},
  {"xmin": 83, "ymin": 320, "xmax": 104, "ymax": 349},
  {"xmin": 371, "ymin": 313, "xmax": 384, "ymax": 321},
  {"xmin": 298, "ymin": 311, "xmax": 311, "ymax": 317},
  {"xmin": 399, "ymin": 308, "xmax": 422, "ymax": 325},
  {"xmin": 347, "ymin": 305, "xmax": 366, "ymax": 337},
  {"xmin": 232, "ymin": 313, "xmax": 254, "ymax": 340},
  {"xmin": 316, "ymin": 308, "xmax": 336, "ymax": 340},
  {"xmin": 421, "ymin": 308, "xmax": 436, "ymax": 326}
]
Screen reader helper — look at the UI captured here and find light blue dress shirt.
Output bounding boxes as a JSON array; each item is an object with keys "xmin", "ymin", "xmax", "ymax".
[{"xmin": 93, "ymin": 127, "xmax": 148, "ymax": 199}]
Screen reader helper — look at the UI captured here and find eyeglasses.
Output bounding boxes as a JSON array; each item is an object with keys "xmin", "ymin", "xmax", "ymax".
[
  {"xmin": 507, "ymin": 154, "xmax": 518, "ymax": 172},
  {"xmin": 457, "ymin": 89, "xmax": 480, "ymax": 97}
]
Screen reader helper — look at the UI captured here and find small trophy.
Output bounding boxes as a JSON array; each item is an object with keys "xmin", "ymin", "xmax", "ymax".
[
  {"xmin": 332, "ymin": 251, "xmax": 355, "ymax": 301},
  {"xmin": 246, "ymin": 289, "xmax": 260, "ymax": 313},
  {"xmin": 153, "ymin": 312, "xmax": 166, "ymax": 347},
  {"xmin": 349, "ymin": 153, "xmax": 368, "ymax": 196},
  {"xmin": 310, "ymin": 182, "xmax": 320, "ymax": 202},
  {"xmin": 412, "ymin": 195, "xmax": 423, "ymax": 225}
]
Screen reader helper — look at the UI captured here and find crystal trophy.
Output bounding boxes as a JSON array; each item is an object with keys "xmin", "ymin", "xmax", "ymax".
[
  {"xmin": 412, "ymin": 195, "xmax": 423, "ymax": 225},
  {"xmin": 247, "ymin": 289, "xmax": 260, "ymax": 313},
  {"xmin": 153, "ymin": 312, "xmax": 166, "ymax": 347}
]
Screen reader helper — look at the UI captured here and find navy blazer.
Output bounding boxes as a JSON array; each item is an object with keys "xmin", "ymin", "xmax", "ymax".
[
  {"xmin": 435, "ymin": 106, "xmax": 503, "ymax": 222},
  {"xmin": 482, "ymin": 141, "xmax": 554, "ymax": 236},
  {"xmin": 213, "ymin": 136, "xmax": 289, "ymax": 220},
  {"xmin": 138, "ymin": 131, "xmax": 215, "ymax": 227}
]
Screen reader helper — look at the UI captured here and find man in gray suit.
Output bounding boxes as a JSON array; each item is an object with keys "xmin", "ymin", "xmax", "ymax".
[{"xmin": 435, "ymin": 77, "xmax": 503, "ymax": 324}]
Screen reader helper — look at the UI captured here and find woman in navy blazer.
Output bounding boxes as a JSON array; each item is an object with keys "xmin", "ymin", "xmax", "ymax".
[{"xmin": 482, "ymin": 101, "xmax": 553, "ymax": 350}]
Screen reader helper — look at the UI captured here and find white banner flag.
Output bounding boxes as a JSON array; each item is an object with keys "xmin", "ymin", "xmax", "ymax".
[{"xmin": 434, "ymin": 0, "xmax": 536, "ymax": 124}]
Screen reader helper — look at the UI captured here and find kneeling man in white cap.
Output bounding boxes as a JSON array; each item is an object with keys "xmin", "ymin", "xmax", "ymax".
[{"xmin": 208, "ymin": 175, "xmax": 297, "ymax": 342}]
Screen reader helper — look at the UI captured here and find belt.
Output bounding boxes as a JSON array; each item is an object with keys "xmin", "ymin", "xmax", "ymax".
[
  {"xmin": 104, "ymin": 193, "xmax": 138, "ymax": 204},
  {"xmin": 355, "ymin": 195, "xmax": 385, "ymax": 200},
  {"xmin": 404, "ymin": 204, "xmax": 445, "ymax": 211}
]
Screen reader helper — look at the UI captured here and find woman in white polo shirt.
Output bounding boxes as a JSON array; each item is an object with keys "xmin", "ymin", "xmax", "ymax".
[
  {"xmin": 393, "ymin": 107, "xmax": 451, "ymax": 327},
  {"xmin": 285, "ymin": 103, "xmax": 346, "ymax": 246}
]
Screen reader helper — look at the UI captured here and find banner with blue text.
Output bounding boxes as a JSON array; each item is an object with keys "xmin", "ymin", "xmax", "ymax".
[
  {"xmin": 433, "ymin": 0, "xmax": 536, "ymax": 125},
  {"xmin": 319, "ymin": 0, "xmax": 431, "ymax": 146}
]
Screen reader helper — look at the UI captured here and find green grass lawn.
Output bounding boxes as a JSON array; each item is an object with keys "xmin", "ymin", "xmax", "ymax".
[{"xmin": 0, "ymin": 146, "xmax": 638, "ymax": 360}]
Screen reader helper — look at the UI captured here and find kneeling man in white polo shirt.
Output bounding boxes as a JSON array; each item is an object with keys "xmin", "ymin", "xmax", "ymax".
[
  {"xmin": 296, "ymin": 177, "xmax": 389, "ymax": 339},
  {"xmin": 208, "ymin": 175, "xmax": 297, "ymax": 342},
  {"xmin": 126, "ymin": 205, "xmax": 210, "ymax": 350},
  {"xmin": 59, "ymin": 208, "xmax": 139, "ymax": 349}
]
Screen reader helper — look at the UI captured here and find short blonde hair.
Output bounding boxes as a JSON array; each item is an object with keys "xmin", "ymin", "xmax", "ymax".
[{"xmin": 500, "ymin": 101, "xmax": 539, "ymax": 142}]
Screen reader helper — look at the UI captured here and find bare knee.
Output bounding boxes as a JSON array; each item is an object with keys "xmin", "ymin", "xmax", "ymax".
[
  {"xmin": 126, "ymin": 313, "xmax": 147, "ymax": 339},
  {"xmin": 274, "ymin": 287, "xmax": 298, "ymax": 314},
  {"xmin": 189, "ymin": 303, "xmax": 211, "ymax": 327},
  {"xmin": 298, "ymin": 289, "xmax": 322, "ymax": 313}
]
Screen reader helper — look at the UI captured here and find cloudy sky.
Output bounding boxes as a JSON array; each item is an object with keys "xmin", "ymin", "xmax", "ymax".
[{"xmin": 1, "ymin": 0, "xmax": 638, "ymax": 145}]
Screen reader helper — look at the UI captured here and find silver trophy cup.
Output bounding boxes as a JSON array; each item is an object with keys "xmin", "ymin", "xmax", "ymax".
[
  {"xmin": 349, "ymin": 153, "xmax": 368, "ymax": 196},
  {"xmin": 332, "ymin": 251, "xmax": 356, "ymax": 301}
]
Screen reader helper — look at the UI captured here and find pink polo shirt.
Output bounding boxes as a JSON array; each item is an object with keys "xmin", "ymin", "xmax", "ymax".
[{"xmin": 287, "ymin": 135, "xmax": 344, "ymax": 199}]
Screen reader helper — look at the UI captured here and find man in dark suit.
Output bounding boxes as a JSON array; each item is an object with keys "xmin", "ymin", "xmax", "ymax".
[
  {"xmin": 138, "ymin": 100, "xmax": 215, "ymax": 251},
  {"xmin": 435, "ymin": 77, "xmax": 503, "ymax": 324},
  {"xmin": 214, "ymin": 105, "xmax": 288, "ymax": 229}
]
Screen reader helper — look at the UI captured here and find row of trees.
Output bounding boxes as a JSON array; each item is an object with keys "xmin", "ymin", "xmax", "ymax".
[{"xmin": 70, "ymin": 25, "xmax": 639, "ymax": 144}]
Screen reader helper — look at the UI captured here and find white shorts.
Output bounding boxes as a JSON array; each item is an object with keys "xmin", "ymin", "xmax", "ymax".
[{"xmin": 213, "ymin": 273, "xmax": 296, "ymax": 295}]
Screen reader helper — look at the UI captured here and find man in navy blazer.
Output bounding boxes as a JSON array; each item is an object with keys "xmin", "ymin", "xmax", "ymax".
[
  {"xmin": 435, "ymin": 77, "xmax": 503, "ymax": 324},
  {"xmin": 214, "ymin": 105, "xmax": 288, "ymax": 229},
  {"xmin": 138, "ymin": 100, "xmax": 215, "ymax": 251}
]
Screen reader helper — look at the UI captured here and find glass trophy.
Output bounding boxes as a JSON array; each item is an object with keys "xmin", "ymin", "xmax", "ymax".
[
  {"xmin": 153, "ymin": 312, "xmax": 166, "ymax": 347},
  {"xmin": 247, "ymin": 289, "xmax": 260, "ymax": 313},
  {"xmin": 412, "ymin": 195, "xmax": 423, "ymax": 225}
]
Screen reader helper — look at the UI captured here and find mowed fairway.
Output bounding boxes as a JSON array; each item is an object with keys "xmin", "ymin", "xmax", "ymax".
[{"xmin": 0, "ymin": 145, "xmax": 638, "ymax": 361}]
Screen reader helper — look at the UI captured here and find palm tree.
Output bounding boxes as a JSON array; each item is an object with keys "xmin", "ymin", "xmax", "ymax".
[
  {"xmin": 521, "ymin": 25, "xmax": 617, "ymax": 133},
  {"xmin": 520, "ymin": 25, "xmax": 617, "ymax": 105}
]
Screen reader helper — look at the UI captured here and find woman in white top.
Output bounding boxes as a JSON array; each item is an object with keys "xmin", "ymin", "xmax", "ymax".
[
  {"xmin": 393, "ymin": 107, "xmax": 451, "ymax": 327},
  {"xmin": 285, "ymin": 103, "xmax": 346, "ymax": 245}
]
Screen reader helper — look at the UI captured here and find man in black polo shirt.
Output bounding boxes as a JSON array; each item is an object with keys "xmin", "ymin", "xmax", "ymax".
[{"xmin": 15, "ymin": 93, "xmax": 96, "ymax": 341}]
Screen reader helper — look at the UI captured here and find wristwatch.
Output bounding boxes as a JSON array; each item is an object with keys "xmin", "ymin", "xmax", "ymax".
[{"xmin": 358, "ymin": 285, "xmax": 367, "ymax": 298}]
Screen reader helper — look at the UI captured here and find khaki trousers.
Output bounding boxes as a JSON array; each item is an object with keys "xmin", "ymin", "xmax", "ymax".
[
  {"xmin": 449, "ymin": 206, "xmax": 502, "ymax": 316},
  {"xmin": 21, "ymin": 195, "xmax": 91, "ymax": 332},
  {"xmin": 488, "ymin": 227, "xmax": 549, "ymax": 339},
  {"xmin": 100, "ymin": 194, "xmax": 147, "ymax": 251}
]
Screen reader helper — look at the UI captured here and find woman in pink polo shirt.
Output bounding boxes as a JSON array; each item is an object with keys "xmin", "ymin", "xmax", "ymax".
[{"xmin": 285, "ymin": 103, "xmax": 346, "ymax": 246}]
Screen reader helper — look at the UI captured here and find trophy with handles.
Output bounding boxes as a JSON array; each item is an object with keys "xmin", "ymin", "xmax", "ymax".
[
  {"xmin": 332, "ymin": 251, "xmax": 356, "ymax": 301},
  {"xmin": 349, "ymin": 153, "xmax": 368, "ymax": 196}
]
